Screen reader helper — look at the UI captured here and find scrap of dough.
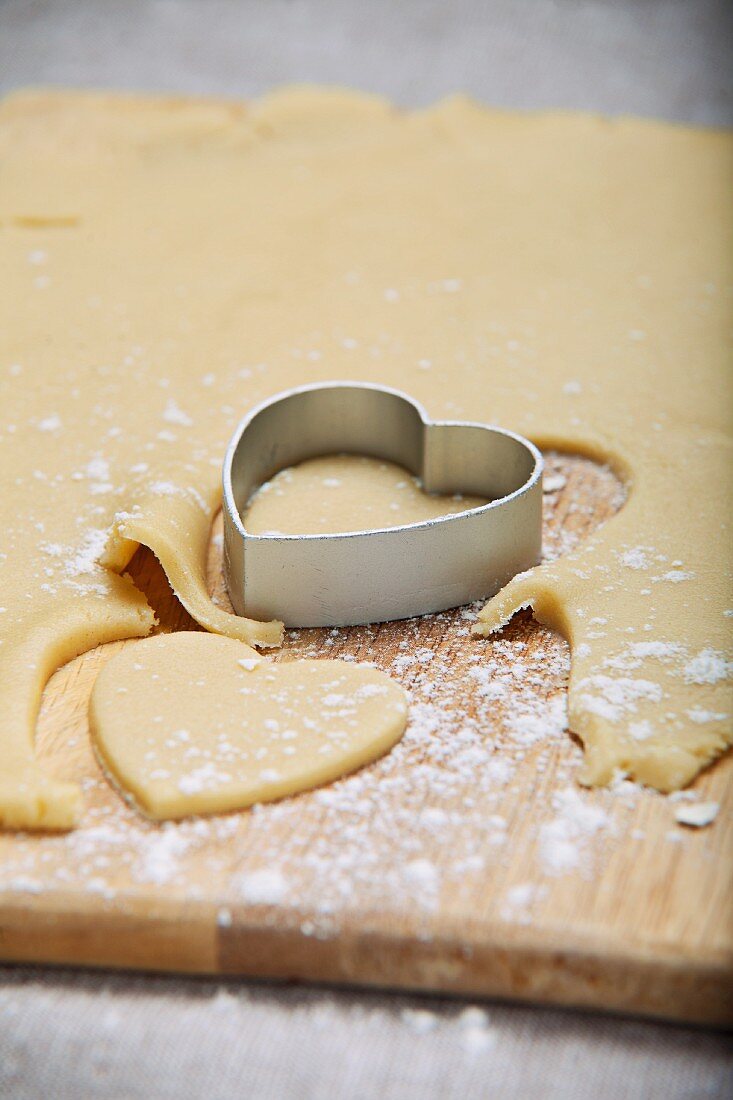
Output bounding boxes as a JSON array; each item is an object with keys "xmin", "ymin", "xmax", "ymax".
[
  {"xmin": 245, "ymin": 454, "xmax": 489, "ymax": 535},
  {"xmin": 674, "ymin": 801, "xmax": 719, "ymax": 828},
  {"xmin": 90, "ymin": 632, "xmax": 408, "ymax": 820},
  {"xmin": 0, "ymin": 88, "xmax": 731, "ymax": 827}
]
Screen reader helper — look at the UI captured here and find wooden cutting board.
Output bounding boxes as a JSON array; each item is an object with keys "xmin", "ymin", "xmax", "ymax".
[{"xmin": 0, "ymin": 453, "xmax": 731, "ymax": 1026}]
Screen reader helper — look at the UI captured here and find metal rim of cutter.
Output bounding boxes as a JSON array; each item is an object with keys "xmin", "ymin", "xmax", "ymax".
[{"xmin": 222, "ymin": 381, "xmax": 543, "ymax": 628}]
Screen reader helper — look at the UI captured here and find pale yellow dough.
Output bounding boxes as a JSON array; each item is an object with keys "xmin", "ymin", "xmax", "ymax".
[
  {"xmin": 0, "ymin": 87, "xmax": 731, "ymax": 829},
  {"xmin": 245, "ymin": 454, "xmax": 489, "ymax": 535},
  {"xmin": 90, "ymin": 632, "xmax": 408, "ymax": 820}
]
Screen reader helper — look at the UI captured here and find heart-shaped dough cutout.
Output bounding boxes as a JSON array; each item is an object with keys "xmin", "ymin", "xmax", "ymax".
[{"xmin": 90, "ymin": 632, "xmax": 408, "ymax": 820}]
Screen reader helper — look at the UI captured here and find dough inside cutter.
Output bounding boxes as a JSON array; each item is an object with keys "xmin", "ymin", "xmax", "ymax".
[{"xmin": 244, "ymin": 453, "xmax": 490, "ymax": 536}]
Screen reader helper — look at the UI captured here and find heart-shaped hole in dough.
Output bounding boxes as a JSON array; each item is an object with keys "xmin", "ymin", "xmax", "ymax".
[{"xmin": 90, "ymin": 632, "xmax": 408, "ymax": 820}]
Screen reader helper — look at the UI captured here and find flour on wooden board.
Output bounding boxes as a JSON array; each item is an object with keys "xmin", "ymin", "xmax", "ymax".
[{"xmin": 1, "ymin": 458, "xmax": 725, "ymax": 935}]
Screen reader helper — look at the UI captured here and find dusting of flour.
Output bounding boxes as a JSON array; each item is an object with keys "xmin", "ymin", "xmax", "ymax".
[{"xmin": 1, "ymin": 455, "xmax": 722, "ymax": 944}]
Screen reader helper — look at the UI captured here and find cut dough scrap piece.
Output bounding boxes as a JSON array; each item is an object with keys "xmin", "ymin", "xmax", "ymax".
[
  {"xmin": 0, "ymin": 571, "xmax": 156, "ymax": 830},
  {"xmin": 245, "ymin": 454, "xmax": 489, "ymax": 535},
  {"xmin": 90, "ymin": 632, "xmax": 408, "ymax": 820},
  {"xmin": 475, "ymin": 469, "xmax": 733, "ymax": 792},
  {"xmin": 114, "ymin": 487, "xmax": 283, "ymax": 648}
]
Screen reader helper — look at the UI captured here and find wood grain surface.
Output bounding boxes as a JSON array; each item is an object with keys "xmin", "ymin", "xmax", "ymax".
[{"xmin": 0, "ymin": 453, "xmax": 731, "ymax": 1026}]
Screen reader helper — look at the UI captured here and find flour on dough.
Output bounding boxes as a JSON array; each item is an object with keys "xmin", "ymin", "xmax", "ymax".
[
  {"xmin": 245, "ymin": 454, "xmax": 489, "ymax": 535},
  {"xmin": 0, "ymin": 88, "xmax": 731, "ymax": 828},
  {"xmin": 90, "ymin": 632, "xmax": 408, "ymax": 820}
]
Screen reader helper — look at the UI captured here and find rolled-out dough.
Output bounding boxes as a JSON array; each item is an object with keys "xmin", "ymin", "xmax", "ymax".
[
  {"xmin": 0, "ymin": 88, "xmax": 731, "ymax": 828},
  {"xmin": 90, "ymin": 632, "xmax": 408, "ymax": 820},
  {"xmin": 244, "ymin": 454, "xmax": 489, "ymax": 535}
]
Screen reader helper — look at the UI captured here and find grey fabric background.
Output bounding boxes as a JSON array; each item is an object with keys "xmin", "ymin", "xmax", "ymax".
[
  {"xmin": 1, "ymin": 0, "xmax": 732, "ymax": 124},
  {"xmin": 1, "ymin": 1, "xmax": 732, "ymax": 1097}
]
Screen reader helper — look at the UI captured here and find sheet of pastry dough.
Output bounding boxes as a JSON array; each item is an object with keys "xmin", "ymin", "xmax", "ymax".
[{"xmin": 0, "ymin": 88, "xmax": 731, "ymax": 828}]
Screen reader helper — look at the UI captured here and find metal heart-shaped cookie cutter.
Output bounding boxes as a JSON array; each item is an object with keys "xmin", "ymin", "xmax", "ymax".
[{"xmin": 223, "ymin": 382, "xmax": 542, "ymax": 628}]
